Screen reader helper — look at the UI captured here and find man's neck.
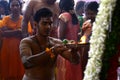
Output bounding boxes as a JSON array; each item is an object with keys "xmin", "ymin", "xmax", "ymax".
[{"xmin": 36, "ymin": 34, "xmax": 49, "ymax": 44}]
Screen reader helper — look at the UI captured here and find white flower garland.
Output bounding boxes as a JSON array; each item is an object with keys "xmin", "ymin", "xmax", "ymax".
[{"xmin": 83, "ymin": 0, "xmax": 117, "ymax": 80}]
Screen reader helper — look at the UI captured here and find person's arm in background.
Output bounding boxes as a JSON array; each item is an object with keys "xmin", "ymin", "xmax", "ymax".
[
  {"xmin": 58, "ymin": 14, "xmax": 68, "ymax": 40},
  {"xmin": 21, "ymin": 0, "xmax": 34, "ymax": 38},
  {"xmin": 59, "ymin": 20, "xmax": 67, "ymax": 40}
]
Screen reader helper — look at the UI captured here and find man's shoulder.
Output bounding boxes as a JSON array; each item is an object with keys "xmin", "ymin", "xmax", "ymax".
[
  {"xmin": 27, "ymin": 0, "xmax": 42, "ymax": 7},
  {"xmin": 20, "ymin": 36, "xmax": 34, "ymax": 44},
  {"xmin": 49, "ymin": 37, "xmax": 62, "ymax": 44}
]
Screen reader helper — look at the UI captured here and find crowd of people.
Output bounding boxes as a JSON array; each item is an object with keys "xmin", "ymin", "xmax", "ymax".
[{"xmin": 0, "ymin": 0, "xmax": 99, "ymax": 80}]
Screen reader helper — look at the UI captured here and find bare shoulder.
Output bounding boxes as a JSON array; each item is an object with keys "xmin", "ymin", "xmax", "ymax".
[
  {"xmin": 27, "ymin": 0, "xmax": 36, "ymax": 7},
  {"xmin": 59, "ymin": 12, "xmax": 70, "ymax": 22},
  {"xmin": 49, "ymin": 37, "xmax": 62, "ymax": 45},
  {"xmin": 20, "ymin": 36, "xmax": 34, "ymax": 45}
]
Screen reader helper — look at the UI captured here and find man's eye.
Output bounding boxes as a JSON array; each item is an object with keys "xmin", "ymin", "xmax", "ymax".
[{"xmin": 49, "ymin": 23, "xmax": 52, "ymax": 25}]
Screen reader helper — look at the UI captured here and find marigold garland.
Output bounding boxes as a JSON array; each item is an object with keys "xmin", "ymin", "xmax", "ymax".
[{"xmin": 45, "ymin": 47, "xmax": 55, "ymax": 58}]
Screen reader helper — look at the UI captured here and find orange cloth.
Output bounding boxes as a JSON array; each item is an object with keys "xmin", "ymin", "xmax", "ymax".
[
  {"xmin": 0, "ymin": 15, "xmax": 25, "ymax": 79},
  {"xmin": 0, "ymin": 16, "xmax": 33, "ymax": 34}
]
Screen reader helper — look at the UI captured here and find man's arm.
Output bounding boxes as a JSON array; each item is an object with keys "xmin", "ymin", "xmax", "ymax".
[
  {"xmin": 19, "ymin": 38, "xmax": 54, "ymax": 69},
  {"xmin": 60, "ymin": 47, "xmax": 80, "ymax": 64},
  {"xmin": 49, "ymin": 37, "xmax": 80, "ymax": 64}
]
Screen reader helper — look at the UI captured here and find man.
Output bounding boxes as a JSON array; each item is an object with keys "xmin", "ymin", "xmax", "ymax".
[
  {"xmin": 21, "ymin": 0, "xmax": 59, "ymax": 38},
  {"xmin": 19, "ymin": 8, "xmax": 80, "ymax": 80}
]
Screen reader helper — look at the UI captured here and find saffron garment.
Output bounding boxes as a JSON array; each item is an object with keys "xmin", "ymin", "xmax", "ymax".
[
  {"xmin": 0, "ymin": 15, "xmax": 25, "ymax": 80},
  {"xmin": 57, "ymin": 12, "xmax": 82, "ymax": 80}
]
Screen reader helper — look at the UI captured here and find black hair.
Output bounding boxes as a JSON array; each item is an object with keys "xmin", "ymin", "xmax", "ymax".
[
  {"xmin": 34, "ymin": 8, "xmax": 53, "ymax": 23},
  {"xmin": 0, "ymin": 4, "xmax": 4, "ymax": 9},
  {"xmin": 75, "ymin": 1, "xmax": 85, "ymax": 11},
  {"xmin": 59, "ymin": 0, "xmax": 74, "ymax": 12},
  {"xmin": 84, "ymin": 1, "xmax": 99, "ymax": 12},
  {"xmin": 59, "ymin": 0, "xmax": 78, "ymax": 25},
  {"xmin": 0, "ymin": 0, "xmax": 9, "ymax": 15}
]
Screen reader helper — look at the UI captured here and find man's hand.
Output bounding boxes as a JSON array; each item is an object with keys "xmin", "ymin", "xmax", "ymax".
[
  {"xmin": 53, "ymin": 44, "xmax": 68, "ymax": 54},
  {"xmin": 81, "ymin": 20, "xmax": 92, "ymax": 38},
  {"xmin": 82, "ymin": 20, "xmax": 92, "ymax": 31}
]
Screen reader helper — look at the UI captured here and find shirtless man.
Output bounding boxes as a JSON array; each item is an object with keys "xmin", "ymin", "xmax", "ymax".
[
  {"xmin": 19, "ymin": 8, "xmax": 80, "ymax": 80},
  {"xmin": 22, "ymin": 0, "xmax": 59, "ymax": 38}
]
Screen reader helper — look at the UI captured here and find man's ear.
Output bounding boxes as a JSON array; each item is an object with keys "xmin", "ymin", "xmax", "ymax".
[{"xmin": 34, "ymin": 21, "xmax": 38, "ymax": 27}]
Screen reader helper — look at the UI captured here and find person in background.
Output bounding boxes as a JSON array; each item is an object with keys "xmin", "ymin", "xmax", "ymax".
[
  {"xmin": 75, "ymin": 1, "xmax": 85, "ymax": 27},
  {"xmin": 57, "ymin": 0, "xmax": 82, "ymax": 80},
  {"xmin": 0, "ymin": 0, "xmax": 25, "ymax": 79},
  {"xmin": 21, "ymin": 0, "xmax": 60, "ymax": 38},
  {"xmin": 0, "ymin": 0, "xmax": 10, "ymax": 20},
  {"xmin": 0, "ymin": 0, "xmax": 9, "ymax": 15},
  {"xmin": 9, "ymin": 0, "xmax": 24, "ymax": 14},
  {"xmin": 19, "ymin": 8, "xmax": 80, "ymax": 80},
  {"xmin": 80, "ymin": 1, "xmax": 99, "ymax": 43},
  {"xmin": 0, "ymin": 4, "xmax": 5, "ymax": 20}
]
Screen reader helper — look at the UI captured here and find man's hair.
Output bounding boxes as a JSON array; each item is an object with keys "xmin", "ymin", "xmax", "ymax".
[
  {"xmin": 59, "ymin": 0, "xmax": 74, "ymax": 11},
  {"xmin": 33, "ymin": 8, "xmax": 53, "ymax": 23},
  {"xmin": 84, "ymin": 1, "xmax": 99, "ymax": 12}
]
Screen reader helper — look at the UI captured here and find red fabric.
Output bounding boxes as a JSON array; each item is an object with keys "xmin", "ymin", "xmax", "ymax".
[
  {"xmin": 0, "ymin": 38, "xmax": 24, "ymax": 79},
  {"xmin": 56, "ymin": 55, "xmax": 66, "ymax": 80},
  {"xmin": 107, "ymin": 44, "xmax": 120, "ymax": 80},
  {"xmin": 65, "ymin": 60, "xmax": 82, "ymax": 80},
  {"xmin": 57, "ymin": 12, "xmax": 82, "ymax": 80}
]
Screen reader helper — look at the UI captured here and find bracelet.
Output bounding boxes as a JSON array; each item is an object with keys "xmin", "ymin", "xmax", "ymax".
[{"xmin": 45, "ymin": 47, "xmax": 55, "ymax": 58}]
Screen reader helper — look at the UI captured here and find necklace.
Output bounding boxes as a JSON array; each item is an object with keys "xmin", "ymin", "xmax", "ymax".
[{"xmin": 35, "ymin": 35, "xmax": 51, "ymax": 51}]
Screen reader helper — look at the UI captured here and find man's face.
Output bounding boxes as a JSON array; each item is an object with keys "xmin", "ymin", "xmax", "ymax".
[
  {"xmin": 37, "ymin": 17, "xmax": 53, "ymax": 36},
  {"xmin": 85, "ymin": 9, "xmax": 97, "ymax": 23}
]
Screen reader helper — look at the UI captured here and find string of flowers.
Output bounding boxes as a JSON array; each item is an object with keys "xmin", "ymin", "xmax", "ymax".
[{"xmin": 83, "ymin": 0, "xmax": 117, "ymax": 80}]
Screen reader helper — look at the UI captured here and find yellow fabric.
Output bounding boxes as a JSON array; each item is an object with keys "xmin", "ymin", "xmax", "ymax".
[
  {"xmin": 0, "ymin": 15, "xmax": 33, "ymax": 34},
  {"xmin": 0, "ymin": 20, "xmax": 3, "ymax": 28},
  {"xmin": 0, "ymin": 16, "xmax": 22, "ymax": 29},
  {"xmin": 28, "ymin": 22, "xmax": 33, "ymax": 35}
]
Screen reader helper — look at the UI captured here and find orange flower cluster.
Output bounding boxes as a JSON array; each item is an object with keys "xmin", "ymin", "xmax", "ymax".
[{"xmin": 45, "ymin": 47, "xmax": 55, "ymax": 58}]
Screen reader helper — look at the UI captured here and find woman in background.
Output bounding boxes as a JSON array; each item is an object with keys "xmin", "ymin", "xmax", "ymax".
[
  {"xmin": 57, "ymin": 0, "xmax": 82, "ymax": 80},
  {"xmin": 75, "ymin": 1, "xmax": 85, "ymax": 28},
  {"xmin": 0, "ymin": 0, "xmax": 25, "ymax": 79}
]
